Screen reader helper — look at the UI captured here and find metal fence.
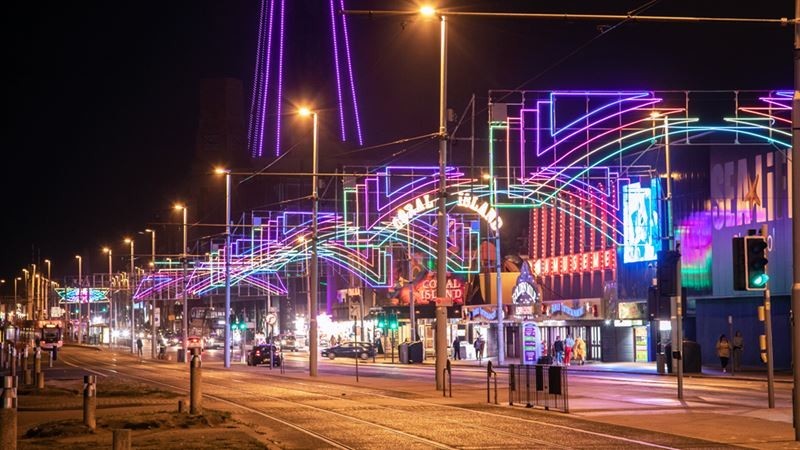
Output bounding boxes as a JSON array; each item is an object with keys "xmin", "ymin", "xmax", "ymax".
[{"xmin": 507, "ymin": 364, "xmax": 569, "ymax": 413}]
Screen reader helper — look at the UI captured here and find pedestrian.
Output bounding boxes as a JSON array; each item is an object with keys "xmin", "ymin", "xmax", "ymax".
[
  {"xmin": 374, "ymin": 336, "xmax": 384, "ymax": 354},
  {"xmin": 136, "ymin": 337, "xmax": 143, "ymax": 357},
  {"xmin": 732, "ymin": 330, "xmax": 744, "ymax": 371},
  {"xmin": 329, "ymin": 335, "xmax": 336, "ymax": 348},
  {"xmin": 452, "ymin": 337, "xmax": 461, "ymax": 360},
  {"xmin": 716, "ymin": 334, "xmax": 731, "ymax": 373},
  {"xmin": 553, "ymin": 336, "xmax": 564, "ymax": 365},
  {"xmin": 564, "ymin": 334, "xmax": 575, "ymax": 366},
  {"xmin": 474, "ymin": 335, "xmax": 484, "ymax": 365},
  {"xmin": 573, "ymin": 336, "xmax": 587, "ymax": 365}
]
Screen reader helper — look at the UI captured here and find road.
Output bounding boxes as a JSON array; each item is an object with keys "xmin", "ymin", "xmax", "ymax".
[{"xmin": 42, "ymin": 345, "xmax": 787, "ymax": 449}]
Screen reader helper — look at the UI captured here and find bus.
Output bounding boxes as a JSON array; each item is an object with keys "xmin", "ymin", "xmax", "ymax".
[{"xmin": 38, "ymin": 321, "xmax": 64, "ymax": 349}]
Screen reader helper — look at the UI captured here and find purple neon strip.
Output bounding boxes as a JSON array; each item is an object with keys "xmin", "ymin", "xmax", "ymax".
[
  {"xmin": 256, "ymin": 0, "xmax": 276, "ymax": 158},
  {"xmin": 247, "ymin": 0, "xmax": 267, "ymax": 156},
  {"xmin": 339, "ymin": 0, "xmax": 364, "ymax": 145},
  {"xmin": 329, "ymin": 0, "xmax": 346, "ymax": 141},
  {"xmin": 274, "ymin": 0, "xmax": 286, "ymax": 156}
]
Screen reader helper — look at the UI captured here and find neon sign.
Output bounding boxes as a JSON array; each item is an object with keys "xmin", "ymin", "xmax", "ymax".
[
  {"xmin": 456, "ymin": 192, "xmax": 503, "ymax": 231},
  {"xmin": 549, "ymin": 303, "xmax": 587, "ymax": 318},
  {"xmin": 391, "ymin": 194, "xmax": 434, "ymax": 228},
  {"xmin": 511, "ymin": 262, "xmax": 537, "ymax": 305},
  {"xmin": 533, "ymin": 249, "xmax": 615, "ymax": 276}
]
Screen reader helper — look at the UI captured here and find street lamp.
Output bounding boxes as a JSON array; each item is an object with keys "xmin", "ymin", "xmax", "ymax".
[
  {"xmin": 75, "ymin": 256, "xmax": 82, "ymax": 342},
  {"xmin": 44, "ymin": 259, "xmax": 51, "ymax": 319},
  {"xmin": 103, "ymin": 247, "xmax": 114, "ymax": 338},
  {"xmin": 298, "ymin": 107, "xmax": 319, "ymax": 377},
  {"xmin": 124, "ymin": 237, "xmax": 135, "ymax": 353},
  {"xmin": 215, "ymin": 167, "xmax": 233, "ymax": 369},
  {"xmin": 174, "ymin": 204, "xmax": 189, "ymax": 362},
  {"xmin": 144, "ymin": 228, "xmax": 157, "ymax": 359},
  {"xmin": 14, "ymin": 277, "xmax": 21, "ymax": 319}
]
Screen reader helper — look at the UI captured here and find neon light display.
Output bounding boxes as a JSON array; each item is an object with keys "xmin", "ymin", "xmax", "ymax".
[
  {"xmin": 511, "ymin": 262, "xmax": 537, "ymax": 305},
  {"xmin": 533, "ymin": 249, "xmax": 615, "ymax": 277},
  {"xmin": 56, "ymin": 288, "xmax": 109, "ymax": 303},
  {"xmin": 248, "ymin": 0, "xmax": 364, "ymax": 157},
  {"xmin": 622, "ymin": 180, "xmax": 661, "ymax": 263}
]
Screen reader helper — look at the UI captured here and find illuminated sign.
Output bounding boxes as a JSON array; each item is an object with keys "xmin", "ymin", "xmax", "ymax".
[
  {"xmin": 55, "ymin": 288, "xmax": 110, "ymax": 303},
  {"xmin": 533, "ymin": 249, "xmax": 615, "ymax": 276},
  {"xmin": 391, "ymin": 194, "xmax": 435, "ymax": 229},
  {"xmin": 456, "ymin": 192, "xmax": 503, "ymax": 231},
  {"xmin": 521, "ymin": 322, "xmax": 542, "ymax": 364},
  {"xmin": 396, "ymin": 272, "xmax": 466, "ymax": 305},
  {"xmin": 622, "ymin": 181, "xmax": 661, "ymax": 263},
  {"xmin": 511, "ymin": 262, "xmax": 537, "ymax": 305},
  {"xmin": 549, "ymin": 303, "xmax": 587, "ymax": 318}
]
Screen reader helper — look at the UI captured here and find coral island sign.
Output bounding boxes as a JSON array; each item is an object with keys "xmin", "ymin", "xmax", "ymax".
[{"xmin": 391, "ymin": 192, "xmax": 503, "ymax": 231}]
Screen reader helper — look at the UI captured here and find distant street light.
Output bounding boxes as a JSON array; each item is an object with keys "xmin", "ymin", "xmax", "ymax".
[
  {"xmin": 298, "ymin": 107, "xmax": 319, "ymax": 377},
  {"xmin": 124, "ymin": 237, "xmax": 135, "ymax": 353},
  {"xmin": 215, "ymin": 167, "xmax": 233, "ymax": 369},
  {"xmin": 44, "ymin": 259, "xmax": 51, "ymax": 319},
  {"xmin": 144, "ymin": 228, "xmax": 157, "ymax": 359},
  {"xmin": 174, "ymin": 204, "xmax": 189, "ymax": 362},
  {"xmin": 75, "ymin": 256, "xmax": 82, "ymax": 342},
  {"xmin": 103, "ymin": 247, "xmax": 114, "ymax": 338}
]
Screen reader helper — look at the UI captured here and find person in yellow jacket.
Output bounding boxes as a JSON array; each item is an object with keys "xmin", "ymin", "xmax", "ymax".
[
  {"xmin": 716, "ymin": 334, "xmax": 731, "ymax": 373},
  {"xmin": 573, "ymin": 336, "xmax": 587, "ymax": 365}
]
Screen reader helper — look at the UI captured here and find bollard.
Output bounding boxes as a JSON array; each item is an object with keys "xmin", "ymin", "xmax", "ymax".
[
  {"xmin": 23, "ymin": 369, "xmax": 32, "ymax": 387},
  {"xmin": 112, "ymin": 429, "xmax": 132, "ymax": 450},
  {"xmin": 1, "ymin": 376, "xmax": 17, "ymax": 450},
  {"xmin": 36, "ymin": 371, "xmax": 45, "ymax": 390},
  {"xmin": 0, "ymin": 343, "xmax": 5, "ymax": 370},
  {"xmin": 34, "ymin": 347, "xmax": 42, "ymax": 376},
  {"xmin": 83, "ymin": 375, "xmax": 96, "ymax": 430},
  {"xmin": 189, "ymin": 348, "xmax": 202, "ymax": 415},
  {"xmin": 49, "ymin": 348, "xmax": 53, "ymax": 368},
  {"xmin": 178, "ymin": 400, "xmax": 186, "ymax": 413},
  {"xmin": 9, "ymin": 348, "xmax": 16, "ymax": 378}
]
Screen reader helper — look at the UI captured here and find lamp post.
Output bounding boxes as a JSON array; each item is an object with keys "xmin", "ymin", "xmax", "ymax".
[
  {"xmin": 0, "ymin": 279, "xmax": 5, "ymax": 318},
  {"xmin": 298, "ymin": 107, "xmax": 319, "ymax": 377},
  {"xmin": 144, "ymin": 229, "xmax": 157, "ymax": 359},
  {"xmin": 44, "ymin": 259, "xmax": 51, "ymax": 319},
  {"xmin": 174, "ymin": 204, "xmax": 189, "ymax": 362},
  {"xmin": 75, "ymin": 256, "xmax": 81, "ymax": 343},
  {"xmin": 124, "ymin": 238, "xmax": 135, "ymax": 353},
  {"xmin": 103, "ymin": 248, "xmax": 114, "ymax": 342},
  {"xmin": 14, "ymin": 277, "xmax": 21, "ymax": 320},
  {"xmin": 419, "ymin": 6, "xmax": 451, "ymax": 389},
  {"xmin": 215, "ymin": 168, "xmax": 233, "ymax": 368}
]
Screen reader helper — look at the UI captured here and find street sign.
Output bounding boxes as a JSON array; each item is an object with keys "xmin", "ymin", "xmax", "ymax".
[
  {"xmin": 434, "ymin": 296, "xmax": 453, "ymax": 307},
  {"xmin": 266, "ymin": 313, "xmax": 277, "ymax": 325}
]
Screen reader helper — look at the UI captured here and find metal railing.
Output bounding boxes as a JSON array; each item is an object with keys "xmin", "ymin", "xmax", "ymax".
[{"xmin": 508, "ymin": 363, "xmax": 569, "ymax": 413}]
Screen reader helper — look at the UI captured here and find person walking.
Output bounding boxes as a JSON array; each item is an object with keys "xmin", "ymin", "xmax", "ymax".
[
  {"xmin": 732, "ymin": 330, "xmax": 744, "ymax": 371},
  {"xmin": 553, "ymin": 336, "xmax": 565, "ymax": 365},
  {"xmin": 564, "ymin": 334, "xmax": 575, "ymax": 366},
  {"xmin": 452, "ymin": 337, "xmax": 461, "ymax": 360},
  {"xmin": 136, "ymin": 337, "xmax": 144, "ymax": 358},
  {"xmin": 474, "ymin": 335, "xmax": 484, "ymax": 365},
  {"xmin": 716, "ymin": 334, "xmax": 731, "ymax": 373},
  {"xmin": 573, "ymin": 336, "xmax": 587, "ymax": 365}
]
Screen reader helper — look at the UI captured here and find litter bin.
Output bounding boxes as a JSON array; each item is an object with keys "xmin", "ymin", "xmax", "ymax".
[
  {"xmin": 664, "ymin": 341, "xmax": 701, "ymax": 373},
  {"xmin": 656, "ymin": 353, "xmax": 666, "ymax": 374},
  {"xmin": 408, "ymin": 341, "xmax": 423, "ymax": 363},
  {"xmin": 398, "ymin": 343, "xmax": 409, "ymax": 364},
  {"xmin": 177, "ymin": 349, "xmax": 186, "ymax": 363}
]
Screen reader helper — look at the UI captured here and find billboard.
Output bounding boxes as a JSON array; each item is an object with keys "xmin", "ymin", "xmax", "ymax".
[{"xmin": 622, "ymin": 181, "xmax": 661, "ymax": 263}]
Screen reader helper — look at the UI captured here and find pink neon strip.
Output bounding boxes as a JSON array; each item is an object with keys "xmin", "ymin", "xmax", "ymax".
[
  {"xmin": 248, "ymin": 0, "xmax": 267, "ymax": 156},
  {"xmin": 339, "ymin": 0, "xmax": 364, "ymax": 145},
  {"xmin": 256, "ymin": 0, "xmax": 276, "ymax": 158},
  {"xmin": 274, "ymin": 0, "xmax": 286, "ymax": 156},
  {"xmin": 738, "ymin": 108, "xmax": 791, "ymax": 124},
  {"xmin": 329, "ymin": 0, "xmax": 346, "ymax": 141}
]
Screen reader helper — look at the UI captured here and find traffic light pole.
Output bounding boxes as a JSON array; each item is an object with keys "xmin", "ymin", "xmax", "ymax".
[{"xmin": 761, "ymin": 224, "xmax": 775, "ymax": 408}]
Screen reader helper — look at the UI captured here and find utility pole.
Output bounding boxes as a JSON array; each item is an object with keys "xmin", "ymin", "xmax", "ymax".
[
  {"xmin": 434, "ymin": 12, "xmax": 449, "ymax": 392},
  {"xmin": 791, "ymin": 2, "xmax": 800, "ymax": 435}
]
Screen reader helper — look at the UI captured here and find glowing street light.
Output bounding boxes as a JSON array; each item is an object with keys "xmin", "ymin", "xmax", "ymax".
[
  {"xmin": 215, "ymin": 167, "xmax": 233, "ymax": 368},
  {"xmin": 174, "ymin": 203, "xmax": 189, "ymax": 362},
  {"xmin": 298, "ymin": 107, "xmax": 319, "ymax": 377}
]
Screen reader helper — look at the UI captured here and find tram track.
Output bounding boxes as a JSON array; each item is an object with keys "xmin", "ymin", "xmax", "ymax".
[{"xmin": 55, "ymin": 349, "xmax": 704, "ymax": 449}]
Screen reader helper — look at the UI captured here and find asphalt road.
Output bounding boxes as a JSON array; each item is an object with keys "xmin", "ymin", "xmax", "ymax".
[{"xmin": 46, "ymin": 346, "xmax": 750, "ymax": 449}]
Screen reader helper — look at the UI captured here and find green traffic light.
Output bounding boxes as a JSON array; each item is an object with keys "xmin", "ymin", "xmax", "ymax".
[{"xmin": 751, "ymin": 273, "xmax": 769, "ymax": 287}]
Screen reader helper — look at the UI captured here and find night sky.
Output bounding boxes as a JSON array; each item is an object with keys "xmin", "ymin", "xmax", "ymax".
[{"xmin": 3, "ymin": 1, "xmax": 793, "ymax": 282}]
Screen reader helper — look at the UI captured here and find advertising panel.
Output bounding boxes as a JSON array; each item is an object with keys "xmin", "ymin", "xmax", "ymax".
[{"xmin": 622, "ymin": 181, "xmax": 661, "ymax": 263}]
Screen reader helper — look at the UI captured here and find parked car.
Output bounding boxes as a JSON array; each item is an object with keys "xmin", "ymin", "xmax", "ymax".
[
  {"xmin": 278, "ymin": 334, "xmax": 298, "ymax": 352},
  {"xmin": 321, "ymin": 342, "xmax": 375, "ymax": 360},
  {"xmin": 247, "ymin": 344, "xmax": 282, "ymax": 367}
]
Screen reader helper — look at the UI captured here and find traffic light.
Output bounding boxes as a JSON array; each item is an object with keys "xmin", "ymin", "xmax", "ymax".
[
  {"xmin": 388, "ymin": 312, "xmax": 398, "ymax": 331},
  {"xmin": 745, "ymin": 236, "xmax": 768, "ymax": 290},
  {"xmin": 376, "ymin": 312, "xmax": 386, "ymax": 331},
  {"xmin": 657, "ymin": 250, "xmax": 681, "ymax": 297},
  {"xmin": 733, "ymin": 236, "xmax": 769, "ymax": 291}
]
